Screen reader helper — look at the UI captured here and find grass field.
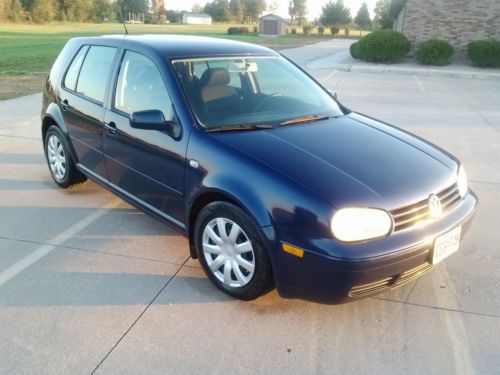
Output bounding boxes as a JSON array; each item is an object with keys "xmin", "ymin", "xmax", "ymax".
[{"xmin": 0, "ymin": 22, "xmax": 364, "ymax": 99}]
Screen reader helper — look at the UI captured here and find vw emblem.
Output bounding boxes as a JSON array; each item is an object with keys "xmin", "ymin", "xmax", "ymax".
[{"xmin": 428, "ymin": 194, "xmax": 442, "ymax": 218}]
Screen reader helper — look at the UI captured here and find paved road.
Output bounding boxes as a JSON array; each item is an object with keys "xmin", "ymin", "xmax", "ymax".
[{"xmin": 1, "ymin": 41, "xmax": 499, "ymax": 374}]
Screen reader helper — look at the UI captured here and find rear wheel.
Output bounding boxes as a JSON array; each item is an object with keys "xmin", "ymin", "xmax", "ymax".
[
  {"xmin": 44, "ymin": 125, "xmax": 87, "ymax": 188},
  {"xmin": 194, "ymin": 202, "xmax": 273, "ymax": 300}
]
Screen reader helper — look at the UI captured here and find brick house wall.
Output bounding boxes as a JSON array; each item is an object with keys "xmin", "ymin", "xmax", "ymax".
[{"xmin": 393, "ymin": 0, "xmax": 500, "ymax": 59}]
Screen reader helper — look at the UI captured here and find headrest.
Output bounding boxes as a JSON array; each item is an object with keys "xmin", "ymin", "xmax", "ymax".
[{"xmin": 201, "ymin": 68, "xmax": 231, "ymax": 87}]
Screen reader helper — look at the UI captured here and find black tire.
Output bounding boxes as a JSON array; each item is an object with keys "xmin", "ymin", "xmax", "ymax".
[
  {"xmin": 194, "ymin": 202, "xmax": 273, "ymax": 300},
  {"xmin": 44, "ymin": 125, "xmax": 87, "ymax": 188}
]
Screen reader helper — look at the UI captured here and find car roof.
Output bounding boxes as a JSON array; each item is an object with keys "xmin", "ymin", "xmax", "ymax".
[{"xmin": 79, "ymin": 34, "xmax": 278, "ymax": 59}]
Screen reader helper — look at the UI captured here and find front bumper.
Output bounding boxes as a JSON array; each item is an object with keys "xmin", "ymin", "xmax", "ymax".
[{"xmin": 265, "ymin": 191, "xmax": 478, "ymax": 304}]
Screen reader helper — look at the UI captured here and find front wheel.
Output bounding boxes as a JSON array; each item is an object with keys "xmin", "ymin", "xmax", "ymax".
[
  {"xmin": 44, "ymin": 125, "xmax": 87, "ymax": 188},
  {"xmin": 194, "ymin": 202, "xmax": 273, "ymax": 300}
]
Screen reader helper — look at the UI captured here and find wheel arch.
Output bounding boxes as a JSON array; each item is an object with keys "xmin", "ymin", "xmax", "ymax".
[{"xmin": 42, "ymin": 102, "xmax": 68, "ymax": 141}]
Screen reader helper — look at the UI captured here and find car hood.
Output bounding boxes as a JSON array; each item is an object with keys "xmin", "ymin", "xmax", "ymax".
[{"xmin": 211, "ymin": 113, "xmax": 457, "ymax": 210}]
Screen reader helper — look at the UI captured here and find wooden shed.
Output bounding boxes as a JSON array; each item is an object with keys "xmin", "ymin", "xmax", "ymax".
[{"xmin": 259, "ymin": 14, "xmax": 287, "ymax": 37}]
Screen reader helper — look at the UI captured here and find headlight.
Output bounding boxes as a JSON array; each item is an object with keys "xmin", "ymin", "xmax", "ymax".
[
  {"xmin": 331, "ymin": 208, "xmax": 392, "ymax": 242},
  {"xmin": 457, "ymin": 165, "xmax": 468, "ymax": 198}
]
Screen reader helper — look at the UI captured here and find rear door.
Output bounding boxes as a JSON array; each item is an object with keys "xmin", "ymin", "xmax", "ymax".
[
  {"xmin": 103, "ymin": 50, "xmax": 187, "ymax": 227},
  {"xmin": 60, "ymin": 45, "xmax": 117, "ymax": 177}
]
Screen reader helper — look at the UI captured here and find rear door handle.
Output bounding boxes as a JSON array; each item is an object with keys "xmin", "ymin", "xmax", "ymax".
[
  {"xmin": 104, "ymin": 121, "xmax": 117, "ymax": 135},
  {"xmin": 61, "ymin": 99, "xmax": 69, "ymax": 111}
]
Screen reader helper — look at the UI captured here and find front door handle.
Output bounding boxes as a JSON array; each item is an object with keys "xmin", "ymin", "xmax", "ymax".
[
  {"xmin": 104, "ymin": 121, "xmax": 118, "ymax": 135},
  {"xmin": 61, "ymin": 99, "xmax": 69, "ymax": 111}
]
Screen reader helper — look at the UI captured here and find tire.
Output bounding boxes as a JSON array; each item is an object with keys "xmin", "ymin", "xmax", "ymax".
[
  {"xmin": 44, "ymin": 125, "xmax": 87, "ymax": 188},
  {"xmin": 194, "ymin": 202, "xmax": 273, "ymax": 300}
]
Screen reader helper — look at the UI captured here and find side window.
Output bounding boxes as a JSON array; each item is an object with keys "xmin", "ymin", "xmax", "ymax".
[
  {"xmin": 114, "ymin": 51, "xmax": 173, "ymax": 121},
  {"xmin": 75, "ymin": 46, "xmax": 117, "ymax": 103},
  {"xmin": 64, "ymin": 46, "xmax": 89, "ymax": 91}
]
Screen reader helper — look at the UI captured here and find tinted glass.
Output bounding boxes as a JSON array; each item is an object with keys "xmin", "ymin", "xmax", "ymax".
[
  {"xmin": 76, "ymin": 46, "xmax": 117, "ymax": 103},
  {"xmin": 172, "ymin": 56, "xmax": 344, "ymax": 129},
  {"xmin": 114, "ymin": 51, "xmax": 173, "ymax": 120},
  {"xmin": 192, "ymin": 60, "xmax": 242, "ymax": 89},
  {"xmin": 64, "ymin": 46, "xmax": 88, "ymax": 91}
]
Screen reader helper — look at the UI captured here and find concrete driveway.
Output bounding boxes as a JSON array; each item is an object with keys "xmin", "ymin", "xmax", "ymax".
[{"xmin": 0, "ymin": 41, "xmax": 499, "ymax": 374}]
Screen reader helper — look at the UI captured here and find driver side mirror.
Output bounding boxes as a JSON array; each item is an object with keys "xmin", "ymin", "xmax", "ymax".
[
  {"xmin": 327, "ymin": 89, "xmax": 338, "ymax": 100},
  {"xmin": 130, "ymin": 110, "xmax": 181, "ymax": 139}
]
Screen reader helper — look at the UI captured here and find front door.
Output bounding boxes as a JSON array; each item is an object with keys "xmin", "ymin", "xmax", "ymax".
[
  {"xmin": 103, "ymin": 50, "xmax": 186, "ymax": 227},
  {"xmin": 60, "ymin": 45, "xmax": 117, "ymax": 176}
]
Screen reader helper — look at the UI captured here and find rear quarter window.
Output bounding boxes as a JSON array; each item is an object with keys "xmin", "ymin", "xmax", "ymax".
[
  {"xmin": 66, "ymin": 45, "xmax": 117, "ymax": 104},
  {"xmin": 63, "ymin": 46, "xmax": 89, "ymax": 91}
]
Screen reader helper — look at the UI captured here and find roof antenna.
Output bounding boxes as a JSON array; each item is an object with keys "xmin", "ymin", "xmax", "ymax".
[
  {"xmin": 122, "ymin": 21, "xmax": 129, "ymax": 35},
  {"xmin": 118, "ymin": 10, "xmax": 129, "ymax": 35}
]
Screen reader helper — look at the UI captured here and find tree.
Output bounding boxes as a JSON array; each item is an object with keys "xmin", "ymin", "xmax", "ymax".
[
  {"xmin": 204, "ymin": 0, "xmax": 231, "ymax": 22},
  {"xmin": 91, "ymin": 0, "xmax": 116, "ymax": 22},
  {"xmin": 7, "ymin": 0, "xmax": 24, "ymax": 21},
  {"xmin": 242, "ymin": 0, "xmax": 265, "ymax": 23},
  {"xmin": 245, "ymin": 0, "xmax": 265, "ymax": 23},
  {"xmin": 192, "ymin": 2, "xmax": 203, "ymax": 13},
  {"xmin": 288, "ymin": 1, "xmax": 295, "ymax": 26},
  {"xmin": 0, "ymin": 0, "xmax": 5, "ymax": 21},
  {"xmin": 267, "ymin": 0, "xmax": 278, "ymax": 14},
  {"xmin": 291, "ymin": 0, "xmax": 306, "ymax": 25},
  {"xmin": 31, "ymin": 0, "xmax": 56, "ymax": 23},
  {"xmin": 230, "ymin": 0, "xmax": 244, "ymax": 22},
  {"xmin": 116, "ymin": 0, "xmax": 147, "ymax": 20},
  {"xmin": 165, "ymin": 9, "xmax": 182, "ymax": 23},
  {"xmin": 373, "ymin": 0, "xmax": 393, "ymax": 29},
  {"xmin": 320, "ymin": 0, "xmax": 351, "ymax": 29},
  {"xmin": 354, "ymin": 2, "xmax": 371, "ymax": 30}
]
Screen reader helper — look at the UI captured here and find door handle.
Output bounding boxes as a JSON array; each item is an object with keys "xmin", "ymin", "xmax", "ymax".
[
  {"xmin": 61, "ymin": 99, "xmax": 69, "ymax": 111},
  {"xmin": 104, "ymin": 121, "xmax": 118, "ymax": 135}
]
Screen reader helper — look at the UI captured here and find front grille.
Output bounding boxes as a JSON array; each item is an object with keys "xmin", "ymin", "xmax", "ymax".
[
  {"xmin": 390, "ymin": 183, "xmax": 462, "ymax": 232},
  {"xmin": 348, "ymin": 262, "xmax": 433, "ymax": 298}
]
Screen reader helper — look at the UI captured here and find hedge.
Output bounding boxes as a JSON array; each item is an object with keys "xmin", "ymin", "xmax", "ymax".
[
  {"xmin": 350, "ymin": 42, "xmax": 361, "ymax": 59},
  {"xmin": 416, "ymin": 39, "xmax": 454, "ymax": 66},
  {"xmin": 467, "ymin": 40, "xmax": 500, "ymax": 67},
  {"xmin": 227, "ymin": 26, "xmax": 250, "ymax": 35},
  {"xmin": 356, "ymin": 30, "xmax": 410, "ymax": 63}
]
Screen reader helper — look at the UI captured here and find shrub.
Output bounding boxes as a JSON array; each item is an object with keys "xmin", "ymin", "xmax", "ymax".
[
  {"xmin": 291, "ymin": 27, "xmax": 297, "ymax": 34},
  {"xmin": 416, "ymin": 39, "xmax": 454, "ymax": 66},
  {"xmin": 467, "ymin": 40, "xmax": 500, "ymax": 67},
  {"xmin": 330, "ymin": 26, "xmax": 339, "ymax": 36},
  {"xmin": 253, "ymin": 26, "xmax": 258, "ymax": 33},
  {"xmin": 356, "ymin": 29, "xmax": 410, "ymax": 63},
  {"xmin": 303, "ymin": 25, "xmax": 313, "ymax": 36},
  {"xmin": 227, "ymin": 26, "xmax": 250, "ymax": 35},
  {"xmin": 350, "ymin": 42, "xmax": 362, "ymax": 59},
  {"xmin": 344, "ymin": 27, "xmax": 350, "ymax": 36},
  {"xmin": 318, "ymin": 26, "xmax": 325, "ymax": 35}
]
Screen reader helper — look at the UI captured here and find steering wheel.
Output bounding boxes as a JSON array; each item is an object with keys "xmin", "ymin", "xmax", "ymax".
[{"xmin": 254, "ymin": 93, "xmax": 283, "ymax": 112}]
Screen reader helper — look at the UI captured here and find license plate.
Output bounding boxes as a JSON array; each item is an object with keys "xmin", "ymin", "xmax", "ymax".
[{"xmin": 433, "ymin": 226, "xmax": 461, "ymax": 265}]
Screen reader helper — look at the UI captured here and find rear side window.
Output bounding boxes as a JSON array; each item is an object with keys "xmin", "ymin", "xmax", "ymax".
[
  {"xmin": 64, "ymin": 46, "xmax": 88, "ymax": 91},
  {"xmin": 75, "ymin": 46, "xmax": 117, "ymax": 103}
]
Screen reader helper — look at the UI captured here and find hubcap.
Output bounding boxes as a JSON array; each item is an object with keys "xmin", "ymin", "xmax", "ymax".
[
  {"xmin": 47, "ymin": 135, "xmax": 66, "ymax": 181},
  {"xmin": 202, "ymin": 217, "xmax": 255, "ymax": 288}
]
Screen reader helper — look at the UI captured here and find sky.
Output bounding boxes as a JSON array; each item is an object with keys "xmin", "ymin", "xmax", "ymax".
[{"xmin": 168, "ymin": 0, "xmax": 378, "ymax": 20}]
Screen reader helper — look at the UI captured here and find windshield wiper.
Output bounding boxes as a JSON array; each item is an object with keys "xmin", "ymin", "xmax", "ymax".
[
  {"xmin": 280, "ymin": 115, "xmax": 330, "ymax": 126},
  {"xmin": 205, "ymin": 124, "xmax": 274, "ymax": 133}
]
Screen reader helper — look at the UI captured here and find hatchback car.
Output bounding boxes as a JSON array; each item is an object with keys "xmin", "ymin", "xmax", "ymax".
[{"xmin": 41, "ymin": 35, "xmax": 477, "ymax": 302}]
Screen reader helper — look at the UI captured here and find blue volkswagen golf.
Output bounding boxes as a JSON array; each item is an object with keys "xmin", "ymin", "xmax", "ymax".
[{"xmin": 41, "ymin": 35, "xmax": 477, "ymax": 302}]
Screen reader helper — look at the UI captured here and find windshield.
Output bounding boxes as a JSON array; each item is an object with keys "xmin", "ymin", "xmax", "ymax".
[{"xmin": 171, "ymin": 56, "xmax": 345, "ymax": 129}]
